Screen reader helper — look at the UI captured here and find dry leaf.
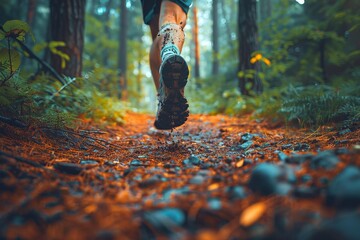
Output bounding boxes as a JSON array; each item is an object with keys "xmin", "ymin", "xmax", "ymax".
[
  {"xmin": 235, "ymin": 159, "xmax": 244, "ymax": 168},
  {"xmin": 239, "ymin": 201, "xmax": 266, "ymax": 227},
  {"xmin": 208, "ymin": 183, "xmax": 220, "ymax": 191}
]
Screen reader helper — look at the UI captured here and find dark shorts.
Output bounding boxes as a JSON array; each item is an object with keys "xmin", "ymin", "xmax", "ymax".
[{"xmin": 141, "ymin": 0, "xmax": 193, "ymax": 25}]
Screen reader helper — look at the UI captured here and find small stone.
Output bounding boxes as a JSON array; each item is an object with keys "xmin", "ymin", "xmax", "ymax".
[
  {"xmin": 139, "ymin": 175, "xmax": 162, "ymax": 188},
  {"xmin": 239, "ymin": 141, "xmax": 253, "ymax": 150},
  {"xmin": 326, "ymin": 166, "xmax": 360, "ymax": 208},
  {"xmin": 338, "ymin": 128, "xmax": 351, "ymax": 136},
  {"xmin": 188, "ymin": 155, "xmax": 201, "ymax": 165},
  {"xmin": 241, "ymin": 133, "xmax": 254, "ymax": 142},
  {"xmin": 301, "ymin": 213, "xmax": 360, "ymax": 240},
  {"xmin": 301, "ymin": 174, "xmax": 312, "ymax": 183},
  {"xmin": 183, "ymin": 155, "xmax": 201, "ymax": 166},
  {"xmin": 244, "ymin": 159, "xmax": 253, "ymax": 165},
  {"xmin": 310, "ymin": 151, "xmax": 339, "ymax": 170},
  {"xmin": 227, "ymin": 186, "xmax": 246, "ymax": 200},
  {"xmin": 277, "ymin": 151, "xmax": 288, "ymax": 162},
  {"xmin": 281, "ymin": 144, "xmax": 293, "ymax": 150},
  {"xmin": 144, "ymin": 208, "xmax": 185, "ymax": 231},
  {"xmin": 334, "ymin": 148, "xmax": 350, "ymax": 155},
  {"xmin": 200, "ymin": 162, "xmax": 212, "ymax": 169},
  {"xmin": 293, "ymin": 186, "xmax": 318, "ymax": 198},
  {"xmin": 54, "ymin": 162, "xmax": 83, "ymax": 175},
  {"xmin": 162, "ymin": 187, "xmax": 189, "ymax": 200},
  {"xmin": 276, "ymin": 182, "xmax": 293, "ymax": 195},
  {"xmin": 294, "ymin": 143, "xmax": 310, "ymax": 151},
  {"xmin": 208, "ymin": 198, "xmax": 222, "ymax": 210},
  {"xmin": 189, "ymin": 175, "xmax": 205, "ymax": 185},
  {"xmin": 248, "ymin": 163, "xmax": 282, "ymax": 195},
  {"xmin": 80, "ymin": 159, "xmax": 99, "ymax": 165},
  {"xmin": 130, "ymin": 159, "xmax": 142, "ymax": 166}
]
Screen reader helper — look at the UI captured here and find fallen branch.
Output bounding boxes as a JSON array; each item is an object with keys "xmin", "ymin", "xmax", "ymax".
[
  {"xmin": 0, "ymin": 115, "xmax": 28, "ymax": 128},
  {"xmin": 0, "ymin": 26, "xmax": 66, "ymax": 85},
  {"xmin": 0, "ymin": 150, "xmax": 51, "ymax": 171},
  {"xmin": 15, "ymin": 38, "xmax": 66, "ymax": 85}
]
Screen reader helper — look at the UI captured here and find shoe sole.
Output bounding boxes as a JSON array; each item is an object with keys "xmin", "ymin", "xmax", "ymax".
[{"xmin": 154, "ymin": 55, "xmax": 189, "ymax": 130}]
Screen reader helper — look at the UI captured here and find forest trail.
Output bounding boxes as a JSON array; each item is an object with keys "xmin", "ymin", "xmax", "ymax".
[{"xmin": 0, "ymin": 113, "xmax": 359, "ymax": 239}]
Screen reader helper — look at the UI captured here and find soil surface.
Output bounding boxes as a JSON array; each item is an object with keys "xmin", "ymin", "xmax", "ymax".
[{"xmin": 0, "ymin": 112, "xmax": 359, "ymax": 240}]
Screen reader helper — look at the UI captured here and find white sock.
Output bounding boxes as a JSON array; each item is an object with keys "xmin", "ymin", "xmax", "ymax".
[{"xmin": 161, "ymin": 44, "xmax": 180, "ymax": 62}]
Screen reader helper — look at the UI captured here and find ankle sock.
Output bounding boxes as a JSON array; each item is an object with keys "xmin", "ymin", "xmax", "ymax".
[{"xmin": 161, "ymin": 44, "xmax": 180, "ymax": 62}]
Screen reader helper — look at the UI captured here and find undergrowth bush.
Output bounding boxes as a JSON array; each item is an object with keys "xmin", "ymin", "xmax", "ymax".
[
  {"xmin": 188, "ymin": 75, "xmax": 359, "ymax": 129},
  {"xmin": 0, "ymin": 20, "xmax": 125, "ymax": 128},
  {"xmin": 280, "ymin": 84, "xmax": 360, "ymax": 128}
]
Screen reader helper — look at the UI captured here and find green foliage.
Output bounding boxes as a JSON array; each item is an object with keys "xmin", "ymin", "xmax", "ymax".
[
  {"xmin": 0, "ymin": 20, "xmax": 33, "ymax": 42},
  {"xmin": 280, "ymin": 84, "xmax": 360, "ymax": 127},
  {"xmin": 33, "ymin": 41, "xmax": 70, "ymax": 69},
  {"xmin": 0, "ymin": 20, "xmax": 125, "ymax": 128}
]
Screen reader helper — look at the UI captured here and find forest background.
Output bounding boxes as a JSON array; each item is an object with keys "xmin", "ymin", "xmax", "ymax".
[{"xmin": 0, "ymin": 0, "xmax": 359, "ymax": 129}]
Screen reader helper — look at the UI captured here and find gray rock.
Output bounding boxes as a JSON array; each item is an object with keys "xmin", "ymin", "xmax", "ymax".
[
  {"xmin": 293, "ymin": 186, "xmax": 318, "ymax": 198},
  {"xmin": 326, "ymin": 166, "xmax": 360, "ymax": 208},
  {"xmin": 208, "ymin": 198, "xmax": 222, "ymax": 210},
  {"xmin": 239, "ymin": 141, "xmax": 253, "ymax": 150},
  {"xmin": 241, "ymin": 133, "xmax": 254, "ymax": 142},
  {"xmin": 80, "ymin": 159, "xmax": 99, "ymax": 165},
  {"xmin": 129, "ymin": 159, "xmax": 142, "ymax": 166},
  {"xmin": 189, "ymin": 175, "xmax": 205, "ymax": 185},
  {"xmin": 277, "ymin": 151, "xmax": 288, "ymax": 162},
  {"xmin": 276, "ymin": 182, "xmax": 293, "ymax": 195},
  {"xmin": 281, "ymin": 144, "xmax": 293, "ymax": 150},
  {"xmin": 144, "ymin": 208, "xmax": 185, "ymax": 231},
  {"xmin": 301, "ymin": 174, "xmax": 312, "ymax": 183},
  {"xmin": 294, "ymin": 143, "xmax": 310, "ymax": 151},
  {"xmin": 301, "ymin": 213, "xmax": 360, "ymax": 240},
  {"xmin": 183, "ymin": 155, "xmax": 201, "ymax": 166},
  {"xmin": 227, "ymin": 186, "xmax": 246, "ymax": 200},
  {"xmin": 310, "ymin": 151, "xmax": 339, "ymax": 170},
  {"xmin": 311, "ymin": 151, "xmax": 339, "ymax": 170},
  {"xmin": 54, "ymin": 162, "xmax": 83, "ymax": 175},
  {"xmin": 248, "ymin": 163, "xmax": 282, "ymax": 195}
]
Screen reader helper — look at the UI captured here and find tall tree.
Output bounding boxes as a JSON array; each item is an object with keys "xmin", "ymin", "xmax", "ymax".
[
  {"xmin": 26, "ymin": 0, "xmax": 37, "ymax": 28},
  {"xmin": 238, "ymin": 0, "xmax": 262, "ymax": 95},
  {"xmin": 103, "ymin": 0, "xmax": 113, "ymax": 67},
  {"xmin": 220, "ymin": 0, "xmax": 234, "ymax": 50},
  {"xmin": 118, "ymin": 0, "xmax": 127, "ymax": 99},
  {"xmin": 49, "ymin": 0, "xmax": 86, "ymax": 77},
  {"xmin": 192, "ymin": 0, "xmax": 200, "ymax": 78},
  {"xmin": 212, "ymin": 0, "xmax": 219, "ymax": 75}
]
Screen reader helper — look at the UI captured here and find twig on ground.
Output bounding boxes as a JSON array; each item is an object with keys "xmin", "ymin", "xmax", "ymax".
[
  {"xmin": 0, "ymin": 115, "xmax": 28, "ymax": 128},
  {"xmin": 0, "ymin": 150, "xmax": 55, "ymax": 173}
]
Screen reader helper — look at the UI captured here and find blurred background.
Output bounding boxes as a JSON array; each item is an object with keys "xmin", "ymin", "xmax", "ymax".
[{"xmin": 0, "ymin": 0, "xmax": 359, "ymax": 128}]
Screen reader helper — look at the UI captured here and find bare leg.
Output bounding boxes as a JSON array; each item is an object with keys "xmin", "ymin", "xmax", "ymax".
[{"xmin": 149, "ymin": 0, "xmax": 187, "ymax": 90}]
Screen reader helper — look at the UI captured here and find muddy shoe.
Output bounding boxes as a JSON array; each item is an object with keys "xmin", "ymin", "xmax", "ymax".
[{"xmin": 154, "ymin": 55, "xmax": 189, "ymax": 130}]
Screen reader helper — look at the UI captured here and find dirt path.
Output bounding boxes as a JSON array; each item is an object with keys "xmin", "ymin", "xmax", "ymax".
[{"xmin": 0, "ymin": 113, "xmax": 359, "ymax": 239}]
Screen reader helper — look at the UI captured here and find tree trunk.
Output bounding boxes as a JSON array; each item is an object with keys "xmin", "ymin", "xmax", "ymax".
[
  {"xmin": 238, "ymin": 0, "xmax": 262, "ymax": 95},
  {"xmin": 118, "ymin": 0, "xmax": 127, "ymax": 99},
  {"xmin": 49, "ymin": 0, "xmax": 86, "ymax": 77},
  {"xmin": 26, "ymin": 0, "xmax": 37, "ymax": 28},
  {"xmin": 103, "ymin": 0, "xmax": 113, "ymax": 67},
  {"xmin": 220, "ymin": 0, "xmax": 234, "ymax": 50},
  {"xmin": 192, "ymin": 0, "xmax": 200, "ymax": 79},
  {"xmin": 212, "ymin": 0, "xmax": 219, "ymax": 75}
]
